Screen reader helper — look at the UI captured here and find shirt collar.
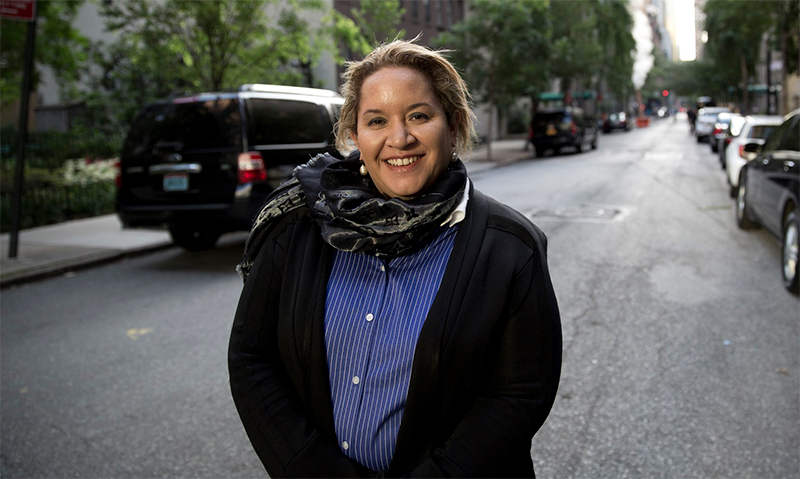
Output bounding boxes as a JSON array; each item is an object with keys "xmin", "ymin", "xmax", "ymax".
[{"xmin": 441, "ymin": 178, "xmax": 470, "ymax": 227}]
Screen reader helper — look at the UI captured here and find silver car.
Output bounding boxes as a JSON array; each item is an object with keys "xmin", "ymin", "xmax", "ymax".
[{"xmin": 695, "ymin": 106, "xmax": 731, "ymax": 143}]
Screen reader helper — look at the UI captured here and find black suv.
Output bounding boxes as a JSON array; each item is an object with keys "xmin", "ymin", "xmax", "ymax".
[
  {"xmin": 529, "ymin": 107, "xmax": 598, "ymax": 157},
  {"xmin": 117, "ymin": 84, "xmax": 343, "ymax": 250}
]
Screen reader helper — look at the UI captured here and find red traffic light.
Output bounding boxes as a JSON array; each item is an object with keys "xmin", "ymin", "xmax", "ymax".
[{"xmin": 662, "ymin": 90, "xmax": 669, "ymax": 97}]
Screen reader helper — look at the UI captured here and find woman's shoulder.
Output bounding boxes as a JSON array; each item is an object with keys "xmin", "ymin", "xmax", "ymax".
[{"xmin": 472, "ymin": 189, "xmax": 548, "ymax": 251}]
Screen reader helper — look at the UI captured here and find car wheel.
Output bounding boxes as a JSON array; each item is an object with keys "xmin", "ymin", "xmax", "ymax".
[
  {"xmin": 782, "ymin": 210, "xmax": 799, "ymax": 294},
  {"xmin": 591, "ymin": 135, "xmax": 597, "ymax": 149},
  {"xmin": 735, "ymin": 172, "xmax": 757, "ymax": 230},
  {"xmin": 169, "ymin": 223, "xmax": 221, "ymax": 251},
  {"xmin": 576, "ymin": 136, "xmax": 584, "ymax": 153},
  {"xmin": 711, "ymin": 141, "xmax": 718, "ymax": 153}
]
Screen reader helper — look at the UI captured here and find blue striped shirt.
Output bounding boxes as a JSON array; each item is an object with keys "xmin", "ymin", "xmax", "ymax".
[{"xmin": 324, "ymin": 224, "xmax": 459, "ymax": 471}]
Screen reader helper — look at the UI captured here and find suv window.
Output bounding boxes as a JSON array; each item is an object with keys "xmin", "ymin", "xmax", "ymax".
[
  {"xmin": 777, "ymin": 117, "xmax": 799, "ymax": 151},
  {"xmin": 749, "ymin": 125, "xmax": 778, "ymax": 140},
  {"xmin": 763, "ymin": 117, "xmax": 795, "ymax": 152},
  {"xmin": 123, "ymin": 98, "xmax": 242, "ymax": 156},
  {"xmin": 248, "ymin": 99, "xmax": 330, "ymax": 145}
]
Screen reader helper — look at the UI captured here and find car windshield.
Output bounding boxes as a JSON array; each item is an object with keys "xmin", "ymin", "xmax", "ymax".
[{"xmin": 123, "ymin": 98, "xmax": 242, "ymax": 156}]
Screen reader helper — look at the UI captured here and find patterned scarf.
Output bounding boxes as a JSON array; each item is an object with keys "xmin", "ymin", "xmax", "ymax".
[{"xmin": 237, "ymin": 152, "xmax": 467, "ymax": 282}]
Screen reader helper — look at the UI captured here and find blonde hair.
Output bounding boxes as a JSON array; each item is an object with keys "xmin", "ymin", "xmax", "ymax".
[{"xmin": 335, "ymin": 38, "xmax": 477, "ymax": 158}]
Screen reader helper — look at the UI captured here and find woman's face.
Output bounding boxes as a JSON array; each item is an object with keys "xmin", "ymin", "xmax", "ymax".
[{"xmin": 350, "ymin": 66, "xmax": 458, "ymax": 200}]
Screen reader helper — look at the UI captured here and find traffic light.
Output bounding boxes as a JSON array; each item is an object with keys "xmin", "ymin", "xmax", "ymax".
[{"xmin": 662, "ymin": 90, "xmax": 669, "ymax": 97}]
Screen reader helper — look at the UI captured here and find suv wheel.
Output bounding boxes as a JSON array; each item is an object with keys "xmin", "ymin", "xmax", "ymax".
[
  {"xmin": 782, "ymin": 210, "xmax": 799, "ymax": 294},
  {"xmin": 169, "ymin": 223, "xmax": 221, "ymax": 251},
  {"xmin": 735, "ymin": 172, "xmax": 757, "ymax": 230}
]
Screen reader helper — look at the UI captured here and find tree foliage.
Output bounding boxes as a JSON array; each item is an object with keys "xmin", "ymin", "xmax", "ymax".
[
  {"xmin": 83, "ymin": 0, "xmax": 326, "ymax": 129},
  {"xmin": 433, "ymin": 0, "xmax": 550, "ymax": 157},
  {"xmin": 0, "ymin": 0, "xmax": 89, "ymax": 107},
  {"xmin": 325, "ymin": 0, "xmax": 406, "ymax": 62}
]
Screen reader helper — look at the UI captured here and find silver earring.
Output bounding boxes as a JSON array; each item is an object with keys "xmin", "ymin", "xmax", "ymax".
[
  {"xmin": 359, "ymin": 160, "xmax": 368, "ymax": 176},
  {"xmin": 450, "ymin": 150, "xmax": 458, "ymax": 162}
]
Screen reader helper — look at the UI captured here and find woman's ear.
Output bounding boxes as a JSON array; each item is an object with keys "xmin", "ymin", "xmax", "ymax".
[
  {"xmin": 350, "ymin": 131, "xmax": 359, "ymax": 151},
  {"xmin": 450, "ymin": 111, "xmax": 462, "ymax": 145}
]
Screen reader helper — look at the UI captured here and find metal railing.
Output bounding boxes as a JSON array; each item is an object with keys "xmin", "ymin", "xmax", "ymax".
[{"xmin": 0, "ymin": 129, "xmax": 123, "ymax": 232}]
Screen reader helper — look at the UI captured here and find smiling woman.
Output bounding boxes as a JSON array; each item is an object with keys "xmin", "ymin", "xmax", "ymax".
[{"xmin": 229, "ymin": 38, "xmax": 562, "ymax": 478}]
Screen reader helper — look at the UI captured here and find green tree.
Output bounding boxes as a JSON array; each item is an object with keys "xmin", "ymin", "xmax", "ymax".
[
  {"xmin": 349, "ymin": 0, "xmax": 405, "ymax": 44},
  {"xmin": 86, "ymin": 0, "xmax": 326, "ymax": 129},
  {"xmin": 594, "ymin": 0, "xmax": 636, "ymax": 111},
  {"xmin": 434, "ymin": 0, "xmax": 550, "ymax": 160},
  {"xmin": 703, "ymin": 0, "xmax": 772, "ymax": 113},
  {"xmin": 325, "ymin": 0, "xmax": 406, "ymax": 63},
  {"xmin": 0, "ymin": 0, "xmax": 89, "ymax": 108},
  {"xmin": 548, "ymin": 0, "xmax": 603, "ymax": 108}
]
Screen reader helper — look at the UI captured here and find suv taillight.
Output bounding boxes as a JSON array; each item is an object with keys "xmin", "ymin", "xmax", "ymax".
[
  {"xmin": 238, "ymin": 152, "xmax": 267, "ymax": 184},
  {"xmin": 114, "ymin": 159, "xmax": 121, "ymax": 188},
  {"xmin": 570, "ymin": 122, "xmax": 577, "ymax": 135}
]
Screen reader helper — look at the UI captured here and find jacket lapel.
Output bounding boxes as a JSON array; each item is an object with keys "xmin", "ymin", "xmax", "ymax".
[{"xmin": 388, "ymin": 186, "xmax": 489, "ymax": 473}]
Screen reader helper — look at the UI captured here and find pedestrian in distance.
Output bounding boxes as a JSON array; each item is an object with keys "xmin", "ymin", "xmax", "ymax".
[
  {"xmin": 228, "ymin": 38, "xmax": 562, "ymax": 477},
  {"xmin": 687, "ymin": 107, "xmax": 697, "ymax": 134}
]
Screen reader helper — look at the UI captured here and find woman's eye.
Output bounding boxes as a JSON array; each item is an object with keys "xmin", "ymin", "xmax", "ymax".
[
  {"xmin": 409, "ymin": 113, "xmax": 429, "ymax": 121},
  {"xmin": 367, "ymin": 118, "xmax": 386, "ymax": 127}
]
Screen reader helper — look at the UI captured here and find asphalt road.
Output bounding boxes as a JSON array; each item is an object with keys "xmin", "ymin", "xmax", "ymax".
[{"xmin": 1, "ymin": 117, "xmax": 798, "ymax": 478}]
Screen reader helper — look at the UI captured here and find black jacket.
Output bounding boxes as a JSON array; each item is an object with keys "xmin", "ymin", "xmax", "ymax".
[{"xmin": 228, "ymin": 186, "xmax": 562, "ymax": 477}]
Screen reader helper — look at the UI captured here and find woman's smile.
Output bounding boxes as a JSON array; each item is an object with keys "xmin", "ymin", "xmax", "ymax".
[{"xmin": 384, "ymin": 155, "xmax": 422, "ymax": 167}]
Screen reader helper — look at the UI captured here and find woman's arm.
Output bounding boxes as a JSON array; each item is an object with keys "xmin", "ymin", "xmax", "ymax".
[
  {"xmin": 404, "ymin": 240, "xmax": 562, "ymax": 477},
  {"xmin": 228, "ymin": 241, "xmax": 375, "ymax": 478}
]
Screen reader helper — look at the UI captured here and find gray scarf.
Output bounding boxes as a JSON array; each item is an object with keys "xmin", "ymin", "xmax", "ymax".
[{"xmin": 237, "ymin": 152, "xmax": 467, "ymax": 282}]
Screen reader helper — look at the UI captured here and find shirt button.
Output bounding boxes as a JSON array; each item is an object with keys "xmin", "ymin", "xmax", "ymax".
[
  {"xmin": 366, "ymin": 313, "xmax": 374, "ymax": 322},
  {"xmin": 380, "ymin": 264, "xmax": 385, "ymax": 272},
  {"xmin": 352, "ymin": 376, "xmax": 360, "ymax": 385},
  {"xmin": 342, "ymin": 441, "xmax": 349, "ymax": 450}
]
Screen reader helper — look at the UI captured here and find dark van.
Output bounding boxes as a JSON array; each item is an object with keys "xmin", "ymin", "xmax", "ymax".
[
  {"xmin": 529, "ymin": 107, "xmax": 598, "ymax": 157},
  {"xmin": 117, "ymin": 84, "xmax": 343, "ymax": 250}
]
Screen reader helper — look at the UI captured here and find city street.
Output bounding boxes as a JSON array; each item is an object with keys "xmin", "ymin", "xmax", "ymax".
[{"xmin": 2, "ymin": 117, "xmax": 798, "ymax": 478}]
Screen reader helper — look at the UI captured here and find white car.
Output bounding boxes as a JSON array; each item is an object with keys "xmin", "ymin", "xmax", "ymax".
[
  {"xmin": 724, "ymin": 115, "xmax": 783, "ymax": 197},
  {"xmin": 695, "ymin": 106, "xmax": 731, "ymax": 142}
]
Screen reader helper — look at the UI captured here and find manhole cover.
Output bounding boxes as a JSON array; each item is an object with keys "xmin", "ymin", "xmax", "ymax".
[{"xmin": 528, "ymin": 205, "xmax": 631, "ymax": 223}]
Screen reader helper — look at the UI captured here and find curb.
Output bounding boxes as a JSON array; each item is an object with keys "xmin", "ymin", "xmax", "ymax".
[{"xmin": 0, "ymin": 242, "xmax": 175, "ymax": 289}]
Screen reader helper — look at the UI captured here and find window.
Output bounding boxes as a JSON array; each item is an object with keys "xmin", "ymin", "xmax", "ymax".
[
  {"xmin": 424, "ymin": 0, "xmax": 430, "ymax": 22},
  {"xmin": 410, "ymin": 0, "xmax": 418, "ymax": 20},
  {"xmin": 247, "ymin": 99, "xmax": 330, "ymax": 145},
  {"xmin": 777, "ymin": 117, "xmax": 799, "ymax": 151},
  {"xmin": 435, "ymin": 0, "xmax": 443, "ymax": 27},
  {"xmin": 124, "ymin": 99, "xmax": 242, "ymax": 156}
]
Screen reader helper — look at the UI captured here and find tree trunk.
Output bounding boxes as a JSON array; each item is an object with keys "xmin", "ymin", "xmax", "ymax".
[
  {"xmin": 780, "ymin": 25, "xmax": 788, "ymax": 115},
  {"xmin": 740, "ymin": 54, "xmax": 749, "ymax": 113},
  {"xmin": 486, "ymin": 67, "xmax": 495, "ymax": 162}
]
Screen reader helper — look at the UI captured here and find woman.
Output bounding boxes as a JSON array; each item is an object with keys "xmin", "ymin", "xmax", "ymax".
[{"xmin": 229, "ymin": 39, "xmax": 561, "ymax": 477}]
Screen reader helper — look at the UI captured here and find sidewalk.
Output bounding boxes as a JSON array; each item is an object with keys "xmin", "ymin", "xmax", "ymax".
[{"xmin": 0, "ymin": 137, "xmax": 532, "ymax": 287}]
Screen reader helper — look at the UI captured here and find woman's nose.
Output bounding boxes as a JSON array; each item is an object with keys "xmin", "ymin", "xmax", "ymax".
[{"xmin": 387, "ymin": 122, "xmax": 415, "ymax": 148}]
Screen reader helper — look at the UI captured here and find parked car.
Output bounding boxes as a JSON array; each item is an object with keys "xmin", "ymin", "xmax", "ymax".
[
  {"xmin": 695, "ymin": 106, "xmax": 731, "ymax": 143},
  {"xmin": 718, "ymin": 114, "xmax": 747, "ymax": 169},
  {"xmin": 724, "ymin": 115, "xmax": 783, "ymax": 197},
  {"xmin": 530, "ymin": 107, "xmax": 598, "ymax": 156},
  {"xmin": 602, "ymin": 112, "xmax": 630, "ymax": 133},
  {"xmin": 709, "ymin": 112, "xmax": 740, "ymax": 153},
  {"xmin": 735, "ymin": 109, "xmax": 799, "ymax": 294},
  {"xmin": 117, "ymin": 84, "xmax": 343, "ymax": 251}
]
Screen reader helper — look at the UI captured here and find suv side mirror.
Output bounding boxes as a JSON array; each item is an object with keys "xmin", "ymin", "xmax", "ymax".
[{"xmin": 743, "ymin": 142, "xmax": 762, "ymax": 154}]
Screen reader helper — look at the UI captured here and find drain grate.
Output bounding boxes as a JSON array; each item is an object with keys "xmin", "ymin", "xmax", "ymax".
[{"xmin": 528, "ymin": 205, "xmax": 631, "ymax": 223}]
